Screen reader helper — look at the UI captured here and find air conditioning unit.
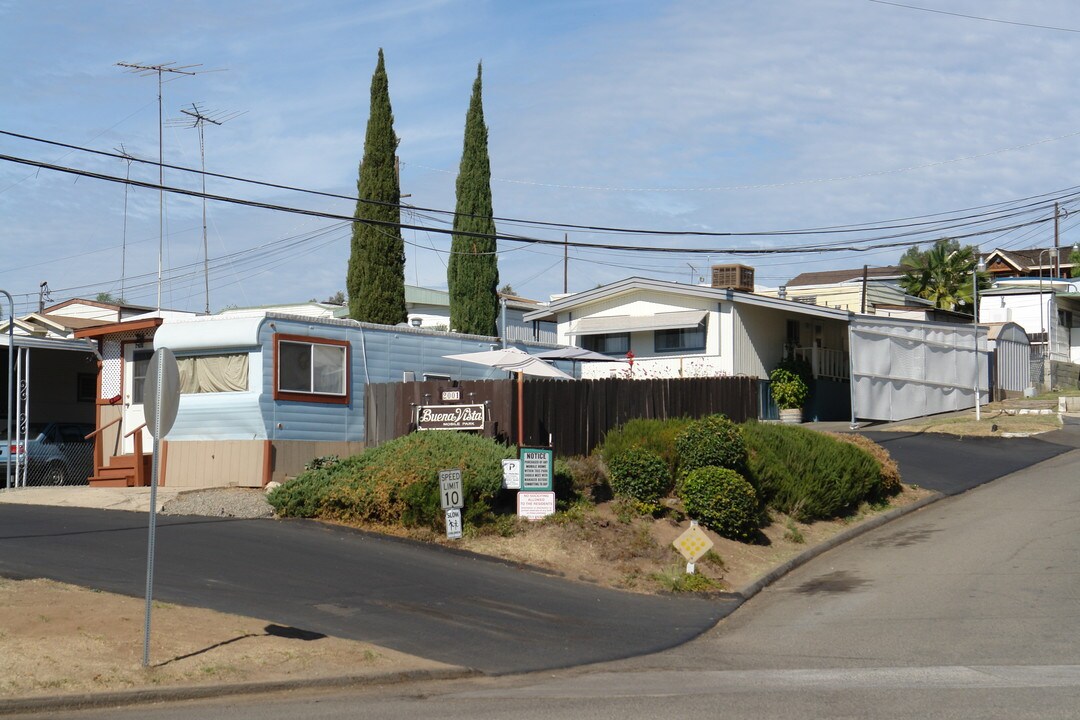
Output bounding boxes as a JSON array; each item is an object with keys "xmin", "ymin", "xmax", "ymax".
[{"xmin": 711, "ymin": 264, "xmax": 755, "ymax": 292}]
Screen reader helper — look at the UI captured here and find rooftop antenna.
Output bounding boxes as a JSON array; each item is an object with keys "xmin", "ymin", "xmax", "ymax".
[
  {"xmin": 114, "ymin": 143, "xmax": 135, "ymax": 302},
  {"xmin": 116, "ymin": 61, "xmax": 214, "ymax": 312},
  {"xmin": 168, "ymin": 103, "xmax": 245, "ymax": 315}
]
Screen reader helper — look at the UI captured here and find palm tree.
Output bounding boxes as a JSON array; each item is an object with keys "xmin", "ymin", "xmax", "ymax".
[{"xmin": 900, "ymin": 239, "xmax": 988, "ymax": 315}]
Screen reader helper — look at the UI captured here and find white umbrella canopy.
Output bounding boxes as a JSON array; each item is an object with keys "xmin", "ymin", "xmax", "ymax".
[
  {"xmin": 443, "ymin": 348, "xmax": 573, "ymax": 379},
  {"xmin": 532, "ymin": 347, "xmax": 625, "ymax": 363}
]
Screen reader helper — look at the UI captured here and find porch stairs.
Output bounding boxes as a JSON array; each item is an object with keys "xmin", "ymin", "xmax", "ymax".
[
  {"xmin": 88, "ymin": 453, "xmax": 153, "ymax": 487},
  {"xmin": 85, "ymin": 419, "xmax": 154, "ymax": 488}
]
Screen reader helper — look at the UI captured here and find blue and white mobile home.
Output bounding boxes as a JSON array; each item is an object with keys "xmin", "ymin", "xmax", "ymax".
[{"xmin": 82, "ymin": 312, "xmax": 546, "ymax": 489}]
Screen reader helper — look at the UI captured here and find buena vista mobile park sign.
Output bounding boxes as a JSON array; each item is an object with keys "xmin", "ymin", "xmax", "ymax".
[{"xmin": 416, "ymin": 404, "xmax": 486, "ymax": 431}]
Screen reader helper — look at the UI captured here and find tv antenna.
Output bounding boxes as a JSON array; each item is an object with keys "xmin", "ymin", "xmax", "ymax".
[
  {"xmin": 114, "ymin": 143, "xmax": 136, "ymax": 302},
  {"xmin": 168, "ymin": 103, "xmax": 245, "ymax": 314},
  {"xmin": 116, "ymin": 61, "xmax": 216, "ymax": 312}
]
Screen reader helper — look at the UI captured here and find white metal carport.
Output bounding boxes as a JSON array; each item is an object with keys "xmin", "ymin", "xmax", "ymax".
[{"xmin": 849, "ymin": 316, "xmax": 986, "ymax": 423}]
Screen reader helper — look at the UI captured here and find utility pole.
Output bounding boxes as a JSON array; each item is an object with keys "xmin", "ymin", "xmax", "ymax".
[
  {"xmin": 117, "ymin": 61, "xmax": 207, "ymax": 311},
  {"xmin": 169, "ymin": 103, "xmax": 244, "ymax": 314},
  {"xmin": 38, "ymin": 281, "xmax": 50, "ymax": 313},
  {"xmin": 563, "ymin": 233, "xmax": 568, "ymax": 294},
  {"xmin": 860, "ymin": 265, "xmax": 868, "ymax": 314},
  {"xmin": 1055, "ymin": 201, "xmax": 1061, "ymax": 277}
]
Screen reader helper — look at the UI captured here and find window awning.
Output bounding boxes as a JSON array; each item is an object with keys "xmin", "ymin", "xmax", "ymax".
[{"xmin": 566, "ymin": 310, "xmax": 707, "ymax": 336}]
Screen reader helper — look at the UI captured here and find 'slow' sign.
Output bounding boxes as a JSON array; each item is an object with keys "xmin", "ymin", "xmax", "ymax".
[{"xmin": 445, "ymin": 508, "xmax": 462, "ymax": 539}]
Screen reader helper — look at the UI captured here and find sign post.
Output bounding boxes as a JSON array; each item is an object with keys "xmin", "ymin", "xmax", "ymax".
[
  {"xmin": 439, "ymin": 469, "xmax": 464, "ymax": 539},
  {"xmin": 672, "ymin": 521, "xmax": 714, "ymax": 574},
  {"xmin": 141, "ymin": 347, "xmax": 180, "ymax": 667}
]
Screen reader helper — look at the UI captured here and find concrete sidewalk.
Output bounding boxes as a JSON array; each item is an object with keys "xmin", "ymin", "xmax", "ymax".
[{"xmin": 0, "ymin": 486, "xmax": 181, "ymax": 513}]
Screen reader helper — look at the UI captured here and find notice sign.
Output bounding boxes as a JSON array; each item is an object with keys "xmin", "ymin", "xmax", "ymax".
[
  {"xmin": 501, "ymin": 459, "xmax": 521, "ymax": 490},
  {"xmin": 517, "ymin": 491, "xmax": 556, "ymax": 521},
  {"xmin": 416, "ymin": 404, "xmax": 485, "ymax": 431},
  {"xmin": 520, "ymin": 448, "xmax": 553, "ymax": 491}
]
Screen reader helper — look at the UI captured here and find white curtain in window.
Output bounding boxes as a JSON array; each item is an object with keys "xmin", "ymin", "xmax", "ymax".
[{"xmin": 177, "ymin": 354, "xmax": 249, "ymax": 393}]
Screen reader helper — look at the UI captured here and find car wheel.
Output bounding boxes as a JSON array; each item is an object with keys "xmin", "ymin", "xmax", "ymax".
[{"xmin": 46, "ymin": 462, "xmax": 67, "ymax": 486}]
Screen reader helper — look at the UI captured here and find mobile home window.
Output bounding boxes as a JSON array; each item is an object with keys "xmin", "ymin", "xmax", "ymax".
[
  {"xmin": 581, "ymin": 333, "xmax": 630, "ymax": 356},
  {"xmin": 274, "ymin": 334, "xmax": 348, "ymax": 403},
  {"xmin": 653, "ymin": 323, "xmax": 706, "ymax": 353}
]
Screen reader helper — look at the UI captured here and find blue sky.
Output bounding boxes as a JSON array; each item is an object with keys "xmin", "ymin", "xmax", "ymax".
[{"xmin": 4, "ymin": 0, "xmax": 1080, "ymax": 314}]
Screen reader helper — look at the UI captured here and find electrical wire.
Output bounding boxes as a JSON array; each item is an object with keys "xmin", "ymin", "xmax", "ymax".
[
  {"xmin": 868, "ymin": 0, "xmax": 1080, "ymax": 33},
  {"xmin": 6, "ymin": 128, "xmax": 1080, "ymax": 240}
]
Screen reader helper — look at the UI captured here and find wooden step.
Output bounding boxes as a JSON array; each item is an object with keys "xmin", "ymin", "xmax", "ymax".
[
  {"xmin": 91, "ymin": 453, "xmax": 154, "ymax": 488},
  {"xmin": 88, "ymin": 475, "xmax": 135, "ymax": 488},
  {"xmin": 106, "ymin": 454, "xmax": 144, "ymax": 470}
]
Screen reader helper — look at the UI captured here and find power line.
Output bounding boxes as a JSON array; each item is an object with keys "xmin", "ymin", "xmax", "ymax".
[
  {"xmin": 868, "ymin": 0, "xmax": 1080, "ymax": 33},
  {"xmin": 4, "ymin": 151, "xmax": 1067, "ymax": 259},
  {"xmin": 5, "ymin": 128, "xmax": 1080, "ymax": 241}
]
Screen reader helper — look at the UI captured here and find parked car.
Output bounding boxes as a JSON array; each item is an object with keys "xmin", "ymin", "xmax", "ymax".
[{"xmin": 0, "ymin": 422, "xmax": 95, "ymax": 486}]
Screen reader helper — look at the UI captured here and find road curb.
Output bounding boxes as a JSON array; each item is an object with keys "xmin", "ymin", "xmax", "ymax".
[
  {"xmin": 734, "ymin": 492, "xmax": 943, "ymax": 602},
  {"xmin": 0, "ymin": 666, "xmax": 479, "ymax": 716}
]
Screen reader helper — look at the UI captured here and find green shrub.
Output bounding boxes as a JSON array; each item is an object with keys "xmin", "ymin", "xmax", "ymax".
[
  {"xmin": 563, "ymin": 454, "xmax": 611, "ymax": 501},
  {"xmin": 828, "ymin": 432, "xmax": 902, "ymax": 496},
  {"xmin": 677, "ymin": 466, "xmax": 759, "ymax": 540},
  {"xmin": 768, "ymin": 367, "xmax": 808, "ymax": 410},
  {"xmin": 741, "ymin": 422, "xmax": 883, "ymax": 521},
  {"xmin": 268, "ymin": 454, "xmax": 363, "ymax": 518},
  {"xmin": 601, "ymin": 417, "xmax": 691, "ymax": 478},
  {"xmin": 553, "ymin": 457, "xmax": 576, "ymax": 507},
  {"xmin": 606, "ymin": 446, "xmax": 669, "ymax": 507},
  {"xmin": 269, "ymin": 431, "xmax": 514, "ymax": 531},
  {"xmin": 675, "ymin": 414, "xmax": 748, "ymax": 475}
]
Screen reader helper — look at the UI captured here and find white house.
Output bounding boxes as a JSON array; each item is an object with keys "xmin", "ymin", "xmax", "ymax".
[
  {"xmin": 979, "ymin": 279, "xmax": 1080, "ymax": 361},
  {"xmin": 523, "ymin": 277, "xmax": 852, "ymax": 383}
]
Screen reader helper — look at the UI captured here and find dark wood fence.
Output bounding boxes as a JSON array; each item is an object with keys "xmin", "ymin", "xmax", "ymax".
[{"xmin": 365, "ymin": 375, "xmax": 758, "ymax": 457}]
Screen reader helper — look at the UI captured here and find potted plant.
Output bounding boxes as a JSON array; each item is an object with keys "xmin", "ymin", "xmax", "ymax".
[{"xmin": 769, "ymin": 366, "xmax": 808, "ymax": 423}]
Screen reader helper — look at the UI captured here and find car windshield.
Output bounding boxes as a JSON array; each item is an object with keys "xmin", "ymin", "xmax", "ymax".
[{"xmin": 0, "ymin": 423, "xmax": 49, "ymax": 442}]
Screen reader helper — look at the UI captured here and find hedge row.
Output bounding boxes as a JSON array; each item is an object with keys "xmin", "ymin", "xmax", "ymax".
[{"xmin": 600, "ymin": 414, "xmax": 895, "ymax": 534}]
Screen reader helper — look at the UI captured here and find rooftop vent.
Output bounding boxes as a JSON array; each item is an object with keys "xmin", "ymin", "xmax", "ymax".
[{"xmin": 711, "ymin": 264, "xmax": 755, "ymax": 292}]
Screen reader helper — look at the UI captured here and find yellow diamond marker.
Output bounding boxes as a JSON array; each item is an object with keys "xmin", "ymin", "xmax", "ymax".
[{"xmin": 673, "ymin": 523, "xmax": 714, "ymax": 563}]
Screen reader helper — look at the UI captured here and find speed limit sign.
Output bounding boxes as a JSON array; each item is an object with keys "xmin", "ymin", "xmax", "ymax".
[{"xmin": 439, "ymin": 469, "xmax": 463, "ymax": 509}]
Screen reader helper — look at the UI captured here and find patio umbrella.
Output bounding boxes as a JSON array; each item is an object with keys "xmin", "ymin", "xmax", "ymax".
[
  {"xmin": 532, "ymin": 347, "xmax": 622, "ymax": 362},
  {"xmin": 533, "ymin": 346, "xmax": 625, "ymax": 377},
  {"xmin": 443, "ymin": 348, "xmax": 572, "ymax": 445}
]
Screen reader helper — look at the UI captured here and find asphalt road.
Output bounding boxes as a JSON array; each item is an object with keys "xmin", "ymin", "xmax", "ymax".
[
  {"xmin": 862, "ymin": 425, "xmax": 1075, "ymax": 495},
  {"xmin": 25, "ymin": 443, "xmax": 1080, "ymax": 718},
  {"xmin": 0, "ymin": 506, "xmax": 731, "ymax": 674}
]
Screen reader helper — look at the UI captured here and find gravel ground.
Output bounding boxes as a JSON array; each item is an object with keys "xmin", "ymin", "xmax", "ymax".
[{"xmin": 161, "ymin": 487, "xmax": 275, "ymax": 518}]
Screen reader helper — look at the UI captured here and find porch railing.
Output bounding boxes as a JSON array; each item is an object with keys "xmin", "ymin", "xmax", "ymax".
[{"xmin": 792, "ymin": 346, "xmax": 849, "ymax": 380}]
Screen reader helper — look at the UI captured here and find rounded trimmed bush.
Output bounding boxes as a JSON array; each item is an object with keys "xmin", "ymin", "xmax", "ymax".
[
  {"xmin": 678, "ymin": 466, "xmax": 758, "ymax": 540},
  {"xmin": 675, "ymin": 414, "xmax": 748, "ymax": 474},
  {"xmin": 601, "ymin": 417, "xmax": 692, "ymax": 479},
  {"xmin": 606, "ymin": 446, "xmax": 669, "ymax": 505}
]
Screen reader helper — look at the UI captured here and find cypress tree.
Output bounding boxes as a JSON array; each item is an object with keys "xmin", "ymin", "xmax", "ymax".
[
  {"xmin": 347, "ymin": 49, "xmax": 407, "ymax": 325},
  {"xmin": 448, "ymin": 63, "xmax": 500, "ymax": 336}
]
